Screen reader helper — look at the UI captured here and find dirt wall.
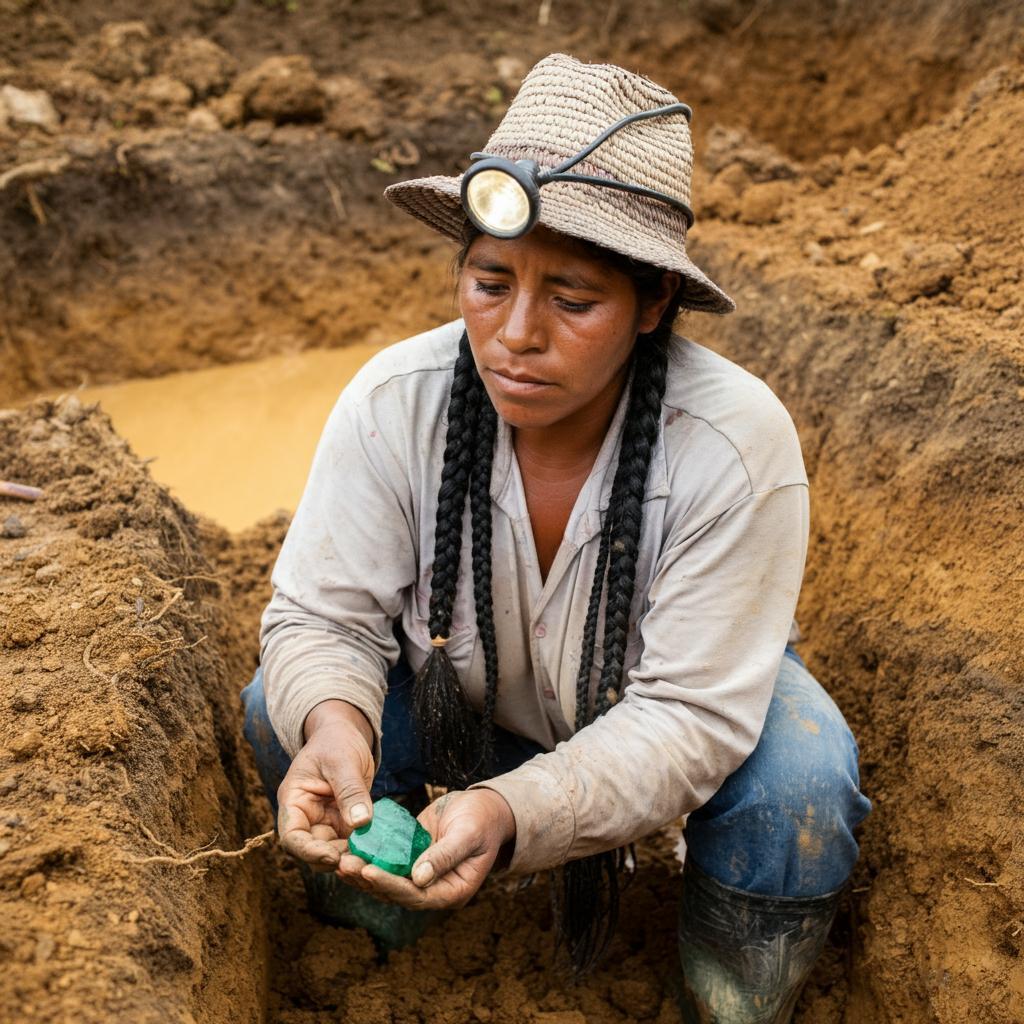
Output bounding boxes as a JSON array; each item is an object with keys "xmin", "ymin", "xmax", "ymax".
[{"xmin": 0, "ymin": 397, "xmax": 268, "ymax": 1024}]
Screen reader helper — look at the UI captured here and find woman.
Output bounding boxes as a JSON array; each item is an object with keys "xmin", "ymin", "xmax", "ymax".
[{"xmin": 242, "ymin": 54, "xmax": 870, "ymax": 1023}]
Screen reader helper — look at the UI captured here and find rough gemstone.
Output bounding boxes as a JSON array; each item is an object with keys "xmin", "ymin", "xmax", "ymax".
[{"xmin": 348, "ymin": 797, "xmax": 432, "ymax": 877}]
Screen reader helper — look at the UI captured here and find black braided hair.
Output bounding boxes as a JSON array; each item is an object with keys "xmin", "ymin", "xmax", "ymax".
[
  {"xmin": 556, "ymin": 314, "xmax": 670, "ymax": 975},
  {"xmin": 415, "ymin": 228, "xmax": 680, "ymax": 972},
  {"xmin": 413, "ymin": 336, "xmax": 485, "ymax": 789}
]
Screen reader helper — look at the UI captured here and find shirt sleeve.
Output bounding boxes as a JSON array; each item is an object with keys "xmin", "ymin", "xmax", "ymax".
[
  {"xmin": 260, "ymin": 385, "xmax": 418, "ymax": 761},
  {"xmin": 473, "ymin": 482, "xmax": 809, "ymax": 875}
]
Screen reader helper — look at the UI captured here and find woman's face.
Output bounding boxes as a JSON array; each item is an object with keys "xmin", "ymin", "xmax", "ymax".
[{"xmin": 458, "ymin": 226, "xmax": 678, "ymax": 432}]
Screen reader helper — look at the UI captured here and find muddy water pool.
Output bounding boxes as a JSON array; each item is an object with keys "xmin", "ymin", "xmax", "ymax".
[{"xmin": 75, "ymin": 344, "xmax": 385, "ymax": 530}]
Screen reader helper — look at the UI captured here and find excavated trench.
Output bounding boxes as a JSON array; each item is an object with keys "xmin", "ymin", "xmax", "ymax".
[{"xmin": 2, "ymin": 2, "xmax": 1023, "ymax": 1022}]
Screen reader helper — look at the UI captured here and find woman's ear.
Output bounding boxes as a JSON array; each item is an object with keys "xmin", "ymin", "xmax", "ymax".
[{"xmin": 637, "ymin": 272, "xmax": 682, "ymax": 334}]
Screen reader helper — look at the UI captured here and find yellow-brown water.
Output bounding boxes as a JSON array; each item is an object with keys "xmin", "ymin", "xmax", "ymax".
[{"xmin": 77, "ymin": 345, "xmax": 386, "ymax": 531}]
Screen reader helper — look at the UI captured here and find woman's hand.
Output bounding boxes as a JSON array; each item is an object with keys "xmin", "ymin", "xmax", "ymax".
[
  {"xmin": 336, "ymin": 789, "xmax": 516, "ymax": 909},
  {"xmin": 276, "ymin": 699, "xmax": 376, "ymax": 871}
]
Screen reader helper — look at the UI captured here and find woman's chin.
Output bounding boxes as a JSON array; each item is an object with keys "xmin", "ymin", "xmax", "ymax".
[{"xmin": 483, "ymin": 387, "xmax": 564, "ymax": 431}]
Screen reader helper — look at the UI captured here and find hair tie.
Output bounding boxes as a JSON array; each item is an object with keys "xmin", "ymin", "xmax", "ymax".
[{"xmin": 430, "ymin": 635, "xmax": 450, "ymax": 648}]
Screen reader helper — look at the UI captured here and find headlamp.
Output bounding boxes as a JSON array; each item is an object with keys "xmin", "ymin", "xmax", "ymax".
[{"xmin": 460, "ymin": 102, "xmax": 695, "ymax": 240}]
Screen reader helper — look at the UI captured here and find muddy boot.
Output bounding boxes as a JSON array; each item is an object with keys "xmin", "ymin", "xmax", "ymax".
[{"xmin": 677, "ymin": 858, "xmax": 842, "ymax": 1024}]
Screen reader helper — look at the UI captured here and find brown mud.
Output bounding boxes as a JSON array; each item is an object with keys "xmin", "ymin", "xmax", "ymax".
[{"xmin": 2, "ymin": 2, "xmax": 1024, "ymax": 1022}]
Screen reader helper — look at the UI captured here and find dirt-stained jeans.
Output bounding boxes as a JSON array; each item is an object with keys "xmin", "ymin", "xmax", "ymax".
[{"xmin": 241, "ymin": 646, "xmax": 870, "ymax": 898}]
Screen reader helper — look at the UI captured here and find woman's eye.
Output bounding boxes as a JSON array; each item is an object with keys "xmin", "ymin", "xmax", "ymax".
[
  {"xmin": 474, "ymin": 280, "xmax": 505, "ymax": 296},
  {"xmin": 556, "ymin": 297, "xmax": 595, "ymax": 313}
]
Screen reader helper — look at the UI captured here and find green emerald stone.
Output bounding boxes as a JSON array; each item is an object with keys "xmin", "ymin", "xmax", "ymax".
[{"xmin": 348, "ymin": 797, "xmax": 432, "ymax": 877}]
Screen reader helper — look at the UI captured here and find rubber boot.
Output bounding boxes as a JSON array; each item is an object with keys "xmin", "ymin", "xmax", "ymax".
[{"xmin": 677, "ymin": 858, "xmax": 842, "ymax": 1024}]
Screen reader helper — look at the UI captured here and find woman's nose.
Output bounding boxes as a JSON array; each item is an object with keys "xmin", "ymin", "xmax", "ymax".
[{"xmin": 499, "ymin": 291, "xmax": 545, "ymax": 353}]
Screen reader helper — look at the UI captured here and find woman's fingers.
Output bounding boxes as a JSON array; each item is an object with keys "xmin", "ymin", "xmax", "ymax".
[
  {"xmin": 278, "ymin": 804, "xmax": 343, "ymax": 871},
  {"xmin": 358, "ymin": 864, "xmax": 466, "ymax": 909},
  {"xmin": 318, "ymin": 758, "xmax": 373, "ymax": 834},
  {"xmin": 410, "ymin": 830, "xmax": 479, "ymax": 888}
]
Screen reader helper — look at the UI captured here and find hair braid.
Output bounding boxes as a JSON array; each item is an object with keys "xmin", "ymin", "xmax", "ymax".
[
  {"xmin": 469, "ymin": 396, "xmax": 500, "ymax": 776},
  {"xmin": 426, "ymin": 335, "xmax": 480, "ymax": 638},
  {"xmin": 555, "ymin": 302, "xmax": 675, "ymax": 978},
  {"xmin": 414, "ymin": 331, "xmax": 492, "ymax": 788},
  {"xmin": 596, "ymin": 336, "xmax": 669, "ymax": 714}
]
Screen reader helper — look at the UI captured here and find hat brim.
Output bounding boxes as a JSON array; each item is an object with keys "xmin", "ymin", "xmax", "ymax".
[{"xmin": 385, "ymin": 175, "xmax": 736, "ymax": 315}]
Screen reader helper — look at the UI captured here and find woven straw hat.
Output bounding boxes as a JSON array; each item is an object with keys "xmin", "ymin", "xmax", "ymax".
[{"xmin": 385, "ymin": 53, "xmax": 734, "ymax": 315}]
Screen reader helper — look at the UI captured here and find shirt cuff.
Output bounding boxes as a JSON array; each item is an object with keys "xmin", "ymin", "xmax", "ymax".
[{"xmin": 470, "ymin": 754, "xmax": 578, "ymax": 875}]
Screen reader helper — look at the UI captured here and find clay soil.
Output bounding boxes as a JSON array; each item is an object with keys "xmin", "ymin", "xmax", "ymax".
[{"xmin": 2, "ymin": 2, "xmax": 1024, "ymax": 1022}]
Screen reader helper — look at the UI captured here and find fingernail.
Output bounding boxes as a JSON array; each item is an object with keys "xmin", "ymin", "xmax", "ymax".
[
  {"xmin": 350, "ymin": 803, "xmax": 369, "ymax": 824},
  {"xmin": 413, "ymin": 861, "xmax": 434, "ymax": 887}
]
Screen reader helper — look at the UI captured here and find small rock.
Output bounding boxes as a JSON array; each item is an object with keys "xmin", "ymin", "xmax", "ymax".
[
  {"xmin": 40, "ymin": 656, "xmax": 61, "ymax": 672},
  {"xmin": 804, "ymin": 240, "xmax": 828, "ymax": 266},
  {"xmin": 161, "ymin": 36, "xmax": 237, "ymax": 99},
  {"xmin": 810, "ymin": 153, "xmax": 843, "ymax": 188},
  {"xmin": 842, "ymin": 146, "xmax": 870, "ymax": 174},
  {"xmin": 998, "ymin": 305, "xmax": 1022, "ymax": 327},
  {"xmin": 185, "ymin": 106, "xmax": 221, "ymax": 133},
  {"xmin": 703, "ymin": 124, "xmax": 801, "ymax": 182},
  {"xmin": 0, "ymin": 776, "xmax": 18, "ymax": 795},
  {"xmin": 701, "ymin": 178, "xmax": 740, "ymax": 221},
  {"xmin": 322, "ymin": 74, "xmax": 385, "ymax": 140},
  {"xmin": 858, "ymin": 220, "xmax": 886, "ymax": 236},
  {"xmin": 66, "ymin": 928, "xmax": 89, "ymax": 949},
  {"xmin": 234, "ymin": 55, "xmax": 326, "ymax": 124},
  {"xmin": 133, "ymin": 74, "xmax": 192, "ymax": 122},
  {"xmin": 54, "ymin": 395, "xmax": 85, "ymax": 426},
  {"xmin": 738, "ymin": 181, "xmax": 792, "ymax": 225},
  {"xmin": 2, "ymin": 515, "xmax": 26, "ymax": 539},
  {"xmin": 207, "ymin": 90, "xmax": 243, "ymax": 128},
  {"xmin": 21, "ymin": 872, "xmax": 46, "ymax": 897},
  {"xmin": 10, "ymin": 730, "xmax": 43, "ymax": 760},
  {"xmin": 0, "ymin": 85, "xmax": 60, "ymax": 132},
  {"xmin": 74, "ymin": 21, "xmax": 152, "ymax": 83},
  {"xmin": 34, "ymin": 934, "xmax": 55, "ymax": 963},
  {"xmin": 885, "ymin": 242, "xmax": 966, "ymax": 302},
  {"xmin": 12, "ymin": 687, "xmax": 40, "ymax": 711},
  {"xmin": 0, "ymin": 838, "xmax": 10, "ymax": 856},
  {"xmin": 78, "ymin": 506, "xmax": 122, "ymax": 540},
  {"xmin": 243, "ymin": 118, "xmax": 274, "ymax": 144},
  {"xmin": 34, "ymin": 562, "xmax": 63, "ymax": 584},
  {"xmin": 859, "ymin": 252, "xmax": 883, "ymax": 271}
]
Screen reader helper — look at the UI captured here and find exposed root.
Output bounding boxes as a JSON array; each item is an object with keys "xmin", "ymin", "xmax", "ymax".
[
  {"xmin": 147, "ymin": 588, "xmax": 184, "ymax": 623},
  {"xmin": 127, "ymin": 830, "xmax": 275, "ymax": 868},
  {"xmin": 138, "ymin": 633, "xmax": 207, "ymax": 668},
  {"xmin": 82, "ymin": 635, "xmax": 116, "ymax": 684}
]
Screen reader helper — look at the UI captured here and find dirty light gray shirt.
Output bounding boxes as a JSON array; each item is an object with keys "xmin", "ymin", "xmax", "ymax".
[{"xmin": 260, "ymin": 318, "xmax": 809, "ymax": 875}]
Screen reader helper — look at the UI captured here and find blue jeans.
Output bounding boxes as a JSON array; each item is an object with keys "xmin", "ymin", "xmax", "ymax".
[{"xmin": 241, "ymin": 646, "xmax": 870, "ymax": 897}]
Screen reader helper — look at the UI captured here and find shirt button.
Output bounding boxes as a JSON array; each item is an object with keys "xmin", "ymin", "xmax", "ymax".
[
  {"xmin": 534, "ymin": 623, "xmax": 547, "ymax": 638},
  {"xmin": 543, "ymin": 687, "xmax": 555, "ymax": 699}
]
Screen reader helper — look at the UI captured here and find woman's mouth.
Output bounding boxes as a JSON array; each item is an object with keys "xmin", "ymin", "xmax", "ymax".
[{"xmin": 486, "ymin": 367, "xmax": 554, "ymax": 396}]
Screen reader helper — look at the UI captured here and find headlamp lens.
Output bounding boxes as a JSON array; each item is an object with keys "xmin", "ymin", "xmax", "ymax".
[{"xmin": 464, "ymin": 168, "xmax": 533, "ymax": 236}]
